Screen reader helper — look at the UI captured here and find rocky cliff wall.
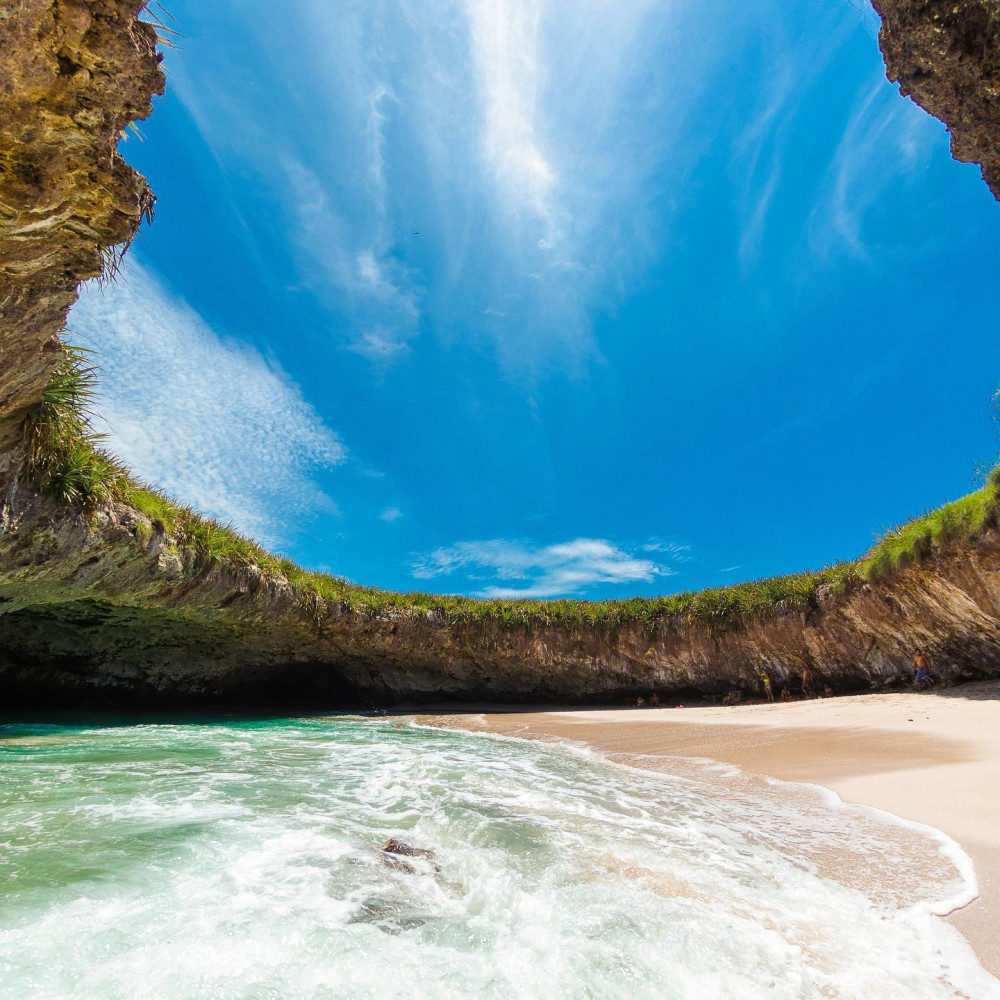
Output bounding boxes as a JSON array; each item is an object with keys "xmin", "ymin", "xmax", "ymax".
[
  {"xmin": 3, "ymin": 487, "xmax": 1000, "ymax": 708},
  {"xmin": 872, "ymin": 0, "xmax": 1000, "ymax": 198},
  {"xmin": 1, "ymin": 0, "xmax": 1000, "ymax": 709},
  {"xmin": 0, "ymin": 0, "xmax": 163, "ymax": 469}
]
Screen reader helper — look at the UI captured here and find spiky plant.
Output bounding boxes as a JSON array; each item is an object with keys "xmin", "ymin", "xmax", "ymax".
[{"xmin": 19, "ymin": 344, "xmax": 129, "ymax": 510}]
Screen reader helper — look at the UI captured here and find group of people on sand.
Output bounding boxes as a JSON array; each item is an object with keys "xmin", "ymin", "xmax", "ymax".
[
  {"xmin": 758, "ymin": 665, "xmax": 820, "ymax": 703},
  {"xmin": 756, "ymin": 650, "xmax": 936, "ymax": 702},
  {"xmin": 634, "ymin": 692, "xmax": 661, "ymax": 708}
]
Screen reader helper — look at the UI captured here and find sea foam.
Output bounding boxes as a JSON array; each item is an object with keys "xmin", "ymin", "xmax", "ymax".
[{"xmin": 0, "ymin": 717, "xmax": 997, "ymax": 999}]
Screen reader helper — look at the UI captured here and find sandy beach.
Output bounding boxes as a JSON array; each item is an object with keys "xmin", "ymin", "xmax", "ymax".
[{"xmin": 428, "ymin": 680, "xmax": 1000, "ymax": 977}]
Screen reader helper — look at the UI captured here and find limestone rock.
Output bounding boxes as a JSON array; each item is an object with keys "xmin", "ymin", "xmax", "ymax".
[
  {"xmin": 0, "ymin": 0, "xmax": 164, "ymax": 467},
  {"xmin": 872, "ymin": 0, "xmax": 1000, "ymax": 199}
]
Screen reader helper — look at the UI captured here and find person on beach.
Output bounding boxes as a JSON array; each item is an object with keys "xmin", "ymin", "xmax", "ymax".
[
  {"xmin": 760, "ymin": 669, "xmax": 774, "ymax": 703},
  {"xmin": 635, "ymin": 696, "xmax": 646, "ymax": 708},
  {"xmin": 913, "ymin": 650, "xmax": 934, "ymax": 691},
  {"xmin": 649, "ymin": 692, "xmax": 660, "ymax": 708},
  {"xmin": 801, "ymin": 666, "xmax": 813, "ymax": 699}
]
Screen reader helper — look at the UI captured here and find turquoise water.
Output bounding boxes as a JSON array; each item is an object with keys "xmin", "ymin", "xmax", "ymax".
[{"xmin": 1, "ymin": 717, "xmax": 997, "ymax": 999}]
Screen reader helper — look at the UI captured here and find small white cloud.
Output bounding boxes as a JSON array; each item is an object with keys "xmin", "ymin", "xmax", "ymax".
[
  {"xmin": 69, "ymin": 264, "xmax": 344, "ymax": 546},
  {"xmin": 641, "ymin": 540, "xmax": 692, "ymax": 560},
  {"xmin": 412, "ymin": 536, "xmax": 680, "ymax": 598},
  {"xmin": 283, "ymin": 162, "xmax": 421, "ymax": 362},
  {"xmin": 380, "ymin": 506, "xmax": 403, "ymax": 522},
  {"xmin": 719, "ymin": 565, "xmax": 742, "ymax": 574},
  {"xmin": 356, "ymin": 249, "xmax": 382, "ymax": 287},
  {"xmin": 354, "ymin": 249, "xmax": 418, "ymax": 318},
  {"xmin": 348, "ymin": 329, "xmax": 412, "ymax": 362}
]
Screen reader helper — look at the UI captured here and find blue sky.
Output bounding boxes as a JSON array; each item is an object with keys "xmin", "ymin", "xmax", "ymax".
[{"xmin": 70, "ymin": 0, "xmax": 1000, "ymax": 599}]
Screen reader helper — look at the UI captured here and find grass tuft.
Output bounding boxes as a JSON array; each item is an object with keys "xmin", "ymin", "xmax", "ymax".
[
  {"xmin": 858, "ymin": 478, "xmax": 999, "ymax": 583},
  {"xmin": 98, "ymin": 185, "xmax": 154, "ymax": 287},
  {"xmin": 19, "ymin": 345, "xmax": 130, "ymax": 510},
  {"xmin": 116, "ymin": 480, "xmax": 282, "ymax": 573}
]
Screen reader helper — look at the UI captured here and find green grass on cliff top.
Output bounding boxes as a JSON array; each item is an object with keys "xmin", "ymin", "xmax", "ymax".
[
  {"xmin": 20, "ymin": 343, "xmax": 1000, "ymax": 630},
  {"xmin": 105, "ymin": 464, "xmax": 1000, "ymax": 631},
  {"xmin": 278, "ymin": 461, "xmax": 998, "ymax": 626}
]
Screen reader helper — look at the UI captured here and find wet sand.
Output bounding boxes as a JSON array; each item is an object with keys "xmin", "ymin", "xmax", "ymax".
[{"xmin": 424, "ymin": 680, "xmax": 1000, "ymax": 976}]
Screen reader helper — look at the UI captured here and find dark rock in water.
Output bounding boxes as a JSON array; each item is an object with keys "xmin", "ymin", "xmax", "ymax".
[
  {"xmin": 381, "ymin": 838, "xmax": 434, "ymax": 858},
  {"xmin": 349, "ymin": 897, "xmax": 430, "ymax": 935},
  {"xmin": 380, "ymin": 839, "xmax": 440, "ymax": 875},
  {"xmin": 380, "ymin": 854, "xmax": 416, "ymax": 875}
]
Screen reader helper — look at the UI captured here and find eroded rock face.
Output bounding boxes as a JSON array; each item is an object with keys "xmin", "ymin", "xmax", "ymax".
[
  {"xmin": 0, "ymin": 0, "xmax": 164, "ymax": 468},
  {"xmin": 3, "ymin": 485, "xmax": 1000, "ymax": 708},
  {"xmin": 872, "ymin": 0, "xmax": 1000, "ymax": 199}
]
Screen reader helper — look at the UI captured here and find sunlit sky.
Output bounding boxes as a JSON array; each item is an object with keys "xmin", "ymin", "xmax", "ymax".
[{"xmin": 70, "ymin": 0, "xmax": 1000, "ymax": 599}]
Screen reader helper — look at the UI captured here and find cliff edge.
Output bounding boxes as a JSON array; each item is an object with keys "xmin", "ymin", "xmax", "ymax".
[{"xmin": 3, "ymin": 483, "xmax": 1000, "ymax": 707}]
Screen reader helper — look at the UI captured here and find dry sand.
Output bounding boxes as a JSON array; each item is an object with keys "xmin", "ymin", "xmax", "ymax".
[{"xmin": 428, "ymin": 680, "xmax": 1000, "ymax": 977}]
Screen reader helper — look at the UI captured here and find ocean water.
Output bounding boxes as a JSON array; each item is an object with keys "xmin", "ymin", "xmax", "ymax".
[{"xmin": 1, "ymin": 717, "xmax": 997, "ymax": 1000}]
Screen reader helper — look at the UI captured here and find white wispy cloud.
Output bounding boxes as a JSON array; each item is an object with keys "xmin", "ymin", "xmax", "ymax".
[
  {"xmin": 68, "ymin": 264, "xmax": 345, "ymax": 546},
  {"xmin": 412, "ymin": 536, "xmax": 677, "ymax": 597},
  {"xmin": 728, "ymin": 7, "xmax": 860, "ymax": 267},
  {"xmin": 166, "ymin": 0, "xmax": 682, "ymax": 371},
  {"xmin": 640, "ymin": 540, "xmax": 692, "ymax": 560},
  {"xmin": 809, "ymin": 71, "xmax": 936, "ymax": 258},
  {"xmin": 364, "ymin": 82, "xmax": 393, "ymax": 207},
  {"xmin": 283, "ymin": 161, "xmax": 422, "ymax": 361},
  {"xmin": 348, "ymin": 329, "xmax": 414, "ymax": 362},
  {"xmin": 380, "ymin": 506, "xmax": 403, "ymax": 522},
  {"xmin": 447, "ymin": 0, "xmax": 679, "ymax": 363},
  {"xmin": 464, "ymin": 0, "xmax": 558, "ymax": 244}
]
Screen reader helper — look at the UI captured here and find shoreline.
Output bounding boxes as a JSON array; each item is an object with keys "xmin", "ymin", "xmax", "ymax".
[{"xmin": 420, "ymin": 680, "xmax": 1000, "ymax": 978}]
